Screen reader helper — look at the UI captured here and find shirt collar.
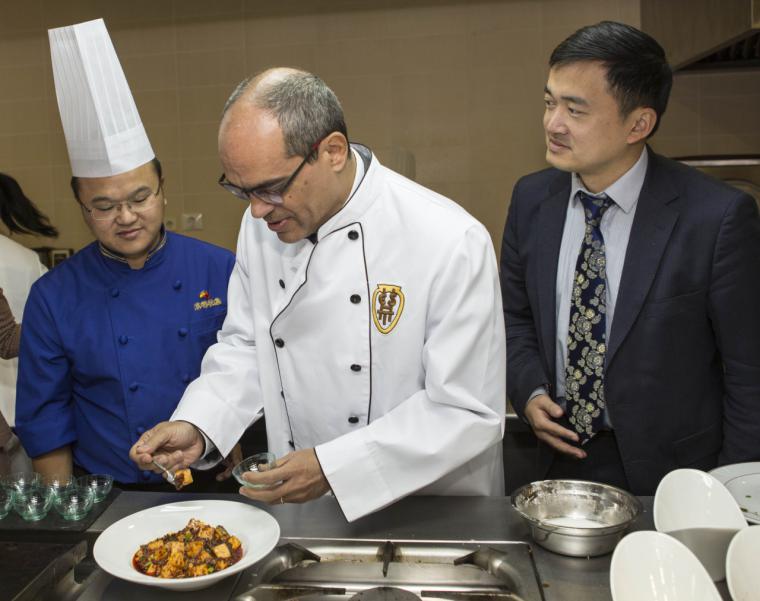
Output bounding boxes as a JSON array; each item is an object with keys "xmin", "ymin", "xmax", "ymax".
[
  {"xmin": 570, "ymin": 146, "xmax": 648, "ymax": 214},
  {"xmin": 98, "ymin": 226, "xmax": 168, "ymax": 267}
]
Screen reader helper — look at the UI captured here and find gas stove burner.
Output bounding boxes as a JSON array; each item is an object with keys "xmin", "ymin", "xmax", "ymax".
[
  {"xmin": 350, "ymin": 587, "xmax": 421, "ymax": 601},
  {"xmin": 232, "ymin": 539, "xmax": 545, "ymax": 601}
]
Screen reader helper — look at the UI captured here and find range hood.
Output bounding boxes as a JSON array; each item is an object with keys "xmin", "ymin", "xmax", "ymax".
[{"xmin": 641, "ymin": 0, "xmax": 760, "ymax": 71}]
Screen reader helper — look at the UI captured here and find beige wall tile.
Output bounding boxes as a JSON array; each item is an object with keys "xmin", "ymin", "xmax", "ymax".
[
  {"xmin": 177, "ymin": 48, "xmax": 246, "ymax": 89},
  {"xmin": 0, "ymin": 33, "xmax": 45, "ymax": 68},
  {"xmin": 148, "ymin": 124, "xmax": 182, "ymax": 162},
  {"xmin": 700, "ymin": 95, "xmax": 760, "ymax": 136},
  {"xmin": 43, "ymin": 0, "xmax": 102, "ymax": 30},
  {"xmin": 1, "ymin": 0, "xmax": 44, "ymax": 33},
  {"xmin": 179, "ymin": 121, "xmax": 223, "ymax": 159},
  {"xmin": 390, "ymin": 34, "xmax": 468, "ymax": 76},
  {"xmin": 0, "ymin": 64, "xmax": 46, "ymax": 102},
  {"xmin": 0, "ymin": 99, "xmax": 47, "ymax": 135},
  {"xmin": 181, "ymin": 158, "xmax": 225, "ymax": 196},
  {"xmin": 101, "ymin": 2, "xmax": 173, "ymax": 26},
  {"xmin": 0, "ymin": 133, "xmax": 50, "ymax": 168},
  {"xmin": 246, "ymin": 43, "xmax": 318, "ymax": 74},
  {"xmin": 133, "ymin": 89, "xmax": 180, "ymax": 126},
  {"xmin": 110, "ymin": 22, "xmax": 176, "ymax": 57},
  {"xmin": 122, "ymin": 53, "xmax": 178, "ymax": 91},
  {"xmin": 176, "ymin": 18, "xmax": 245, "ymax": 53},
  {"xmin": 649, "ymin": 136, "xmax": 701, "ymax": 158},
  {"xmin": 699, "ymin": 134, "xmax": 760, "ymax": 155},
  {"xmin": 173, "ymin": 0, "xmax": 243, "ymax": 20},
  {"xmin": 181, "ymin": 191, "xmax": 244, "ymax": 251},
  {"xmin": 243, "ymin": 13, "xmax": 323, "ymax": 47},
  {"xmin": 699, "ymin": 71, "xmax": 760, "ymax": 97},
  {"xmin": 178, "ymin": 86, "xmax": 231, "ymax": 123},
  {"xmin": 466, "ymin": 1, "xmax": 543, "ymax": 32}
]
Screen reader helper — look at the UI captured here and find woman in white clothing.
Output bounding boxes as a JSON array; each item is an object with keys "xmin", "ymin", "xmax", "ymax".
[{"xmin": 0, "ymin": 172, "xmax": 57, "ymax": 475}]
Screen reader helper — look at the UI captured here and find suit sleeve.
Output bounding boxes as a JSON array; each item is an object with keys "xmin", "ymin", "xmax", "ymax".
[
  {"xmin": 14, "ymin": 284, "xmax": 77, "ymax": 457},
  {"xmin": 500, "ymin": 181, "xmax": 551, "ymax": 418},
  {"xmin": 709, "ymin": 192, "xmax": 760, "ymax": 464},
  {"xmin": 171, "ymin": 214, "xmax": 263, "ymax": 459}
]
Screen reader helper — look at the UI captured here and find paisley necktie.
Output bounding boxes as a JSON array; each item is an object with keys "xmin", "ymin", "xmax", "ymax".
[{"xmin": 565, "ymin": 191, "xmax": 614, "ymax": 443}]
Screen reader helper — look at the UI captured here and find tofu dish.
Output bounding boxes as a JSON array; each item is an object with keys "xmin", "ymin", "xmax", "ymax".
[{"xmin": 132, "ymin": 518, "xmax": 243, "ymax": 578}]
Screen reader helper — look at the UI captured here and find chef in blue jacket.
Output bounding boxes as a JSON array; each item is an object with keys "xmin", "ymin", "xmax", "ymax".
[{"xmin": 15, "ymin": 19, "xmax": 236, "ymax": 487}]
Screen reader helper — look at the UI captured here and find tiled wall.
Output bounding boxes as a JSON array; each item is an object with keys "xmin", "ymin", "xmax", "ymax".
[{"xmin": 3, "ymin": 0, "xmax": 757, "ymax": 257}]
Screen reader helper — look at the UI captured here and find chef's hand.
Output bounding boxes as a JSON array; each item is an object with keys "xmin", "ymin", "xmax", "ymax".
[
  {"xmin": 239, "ymin": 448, "xmax": 330, "ymax": 505},
  {"xmin": 129, "ymin": 420, "xmax": 205, "ymax": 473},
  {"xmin": 216, "ymin": 443, "xmax": 244, "ymax": 481},
  {"xmin": 524, "ymin": 394, "xmax": 586, "ymax": 459}
]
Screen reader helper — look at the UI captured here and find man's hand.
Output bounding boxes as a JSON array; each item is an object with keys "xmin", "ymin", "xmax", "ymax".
[
  {"xmin": 238, "ymin": 448, "xmax": 330, "ymax": 505},
  {"xmin": 524, "ymin": 394, "xmax": 586, "ymax": 459},
  {"xmin": 216, "ymin": 443, "xmax": 244, "ymax": 481},
  {"xmin": 129, "ymin": 421, "xmax": 205, "ymax": 473}
]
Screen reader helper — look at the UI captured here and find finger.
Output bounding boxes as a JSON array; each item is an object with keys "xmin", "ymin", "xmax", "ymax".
[
  {"xmin": 134, "ymin": 425, "xmax": 173, "ymax": 457},
  {"xmin": 238, "ymin": 484, "xmax": 285, "ymax": 505},
  {"xmin": 537, "ymin": 418, "xmax": 580, "ymax": 443},
  {"xmin": 216, "ymin": 467, "xmax": 233, "ymax": 481},
  {"xmin": 243, "ymin": 462, "xmax": 289, "ymax": 486},
  {"xmin": 537, "ymin": 431, "xmax": 586, "ymax": 458}
]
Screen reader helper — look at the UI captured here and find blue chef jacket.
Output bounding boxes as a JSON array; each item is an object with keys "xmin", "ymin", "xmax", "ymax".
[{"xmin": 15, "ymin": 232, "xmax": 235, "ymax": 484}]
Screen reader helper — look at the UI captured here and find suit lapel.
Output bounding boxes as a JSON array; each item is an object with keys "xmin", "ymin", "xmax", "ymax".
[
  {"xmin": 607, "ymin": 153, "xmax": 679, "ymax": 368},
  {"xmin": 537, "ymin": 175, "xmax": 571, "ymax": 383}
]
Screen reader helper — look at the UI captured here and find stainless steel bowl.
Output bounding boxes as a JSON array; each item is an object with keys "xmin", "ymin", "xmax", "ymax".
[{"xmin": 511, "ymin": 479, "xmax": 642, "ymax": 557}]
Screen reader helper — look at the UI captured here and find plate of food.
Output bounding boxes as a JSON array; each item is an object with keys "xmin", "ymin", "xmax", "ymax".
[
  {"xmin": 709, "ymin": 462, "xmax": 760, "ymax": 524},
  {"xmin": 93, "ymin": 500, "xmax": 280, "ymax": 590}
]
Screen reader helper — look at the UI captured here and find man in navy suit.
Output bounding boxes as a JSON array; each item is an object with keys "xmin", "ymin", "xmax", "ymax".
[{"xmin": 501, "ymin": 21, "xmax": 760, "ymax": 494}]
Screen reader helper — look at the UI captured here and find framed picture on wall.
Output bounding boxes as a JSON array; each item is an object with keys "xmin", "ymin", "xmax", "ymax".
[{"xmin": 50, "ymin": 249, "xmax": 73, "ymax": 266}]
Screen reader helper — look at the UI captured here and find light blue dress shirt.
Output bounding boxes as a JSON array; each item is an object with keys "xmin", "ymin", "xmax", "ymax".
[{"xmin": 531, "ymin": 147, "xmax": 648, "ymax": 428}]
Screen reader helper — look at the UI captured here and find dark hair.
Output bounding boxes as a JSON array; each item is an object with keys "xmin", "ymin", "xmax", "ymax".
[
  {"xmin": 0, "ymin": 173, "xmax": 58, "ymax": 238},
  {"xmin": 70, "ymin": 157, "xmax": 163, "ymax": 201},
  {"xmin": 224, "ymin": 71, "xmax": 348, "ymax": 159},
  {"xmin": 550, "ymin": 21, "xmax": 673, "ymax": 137}
]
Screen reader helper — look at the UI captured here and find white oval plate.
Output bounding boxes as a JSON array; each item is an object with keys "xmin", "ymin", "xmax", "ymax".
[
  {"xmin": 93, "ymin": 500, "xmax": 280, "ymax": 591},
  {"xmin": 710, "ymin": 463, "xmax": 760, "ymax": 524}
]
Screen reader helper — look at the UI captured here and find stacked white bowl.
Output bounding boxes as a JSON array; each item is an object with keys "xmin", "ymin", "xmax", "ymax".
[
  {"xmin": 653, "ymin": 468, "xmax": 747, "ymax": 581},
  {"xmin": 611, "ymin": 530, "xmax": 721, "ymax": 601}
]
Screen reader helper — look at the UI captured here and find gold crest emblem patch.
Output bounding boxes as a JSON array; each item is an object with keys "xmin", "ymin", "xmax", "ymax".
[{"xmin": 372, "ymin": 284, "xmax": 404, "ymax": 334}]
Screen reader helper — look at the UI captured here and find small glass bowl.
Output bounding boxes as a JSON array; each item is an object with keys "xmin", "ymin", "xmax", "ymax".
[
  {"xmin": 1, "ymin": 471, "xmax": 43, "ymax": 495},
  {"xmin": 0, "ymin": 488, "xmax": 14, "ymax": 519},
  {"xmin": 13, "ymin": 487, "xmax": 54, "ymax": 521},
  {"xmin": 233, "ymin": 452, "xmax": 277, "ymax": 489},
  {"xmin": 54, "ymin": 486, "xmax": 95, "ymax": 521},
  {"xmin": 76, "ymin": 474, "xmax": 113, "ymax": 503},
  {"xmin": 43, "ymin": 475, "xmax": 75, "ymax": 499}
]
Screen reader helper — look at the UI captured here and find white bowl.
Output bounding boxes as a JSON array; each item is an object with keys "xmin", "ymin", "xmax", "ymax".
[
  {"xmin": 610, "ymin": 531, "xmax": 721, "ymax": 601},
  {"xmin": 710, "ymin": 462, "xmax": 760, "ymax": 524},
  {"xmin": 726, "ymin": 525, "xmax": 760, "ymax": 601},
  {"xmin": 654, "ymin": 468, "xmax": 746, "ymax": 580},
  {"xmin": 93, "ymin": 500, "xmax": 280, "ymax": 591}
]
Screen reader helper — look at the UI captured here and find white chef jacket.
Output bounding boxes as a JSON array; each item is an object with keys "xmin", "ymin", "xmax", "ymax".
[
  {"xmin": 173, "ymin": 146, "xmax": 506, "ymax": 521},
  {"xmin": 0, "ymin": 235, "xmax": 46, "ymax": 425}
]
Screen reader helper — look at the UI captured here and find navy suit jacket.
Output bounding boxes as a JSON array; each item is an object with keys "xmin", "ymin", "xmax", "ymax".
[{"xmin": 501, "ymin": 148, "xmax": 760, "ymax": 494}]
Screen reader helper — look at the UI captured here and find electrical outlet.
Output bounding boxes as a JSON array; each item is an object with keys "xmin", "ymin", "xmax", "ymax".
[
  {"xmin": 165, "ymin": 216, "xmax": 177, "ymax": 231},
  {"xmin": 181, "ymin": 213, "xmax": 203, "ymax": 231}
]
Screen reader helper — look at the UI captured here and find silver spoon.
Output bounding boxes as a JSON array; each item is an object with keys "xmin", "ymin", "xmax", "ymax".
[{"xmin": 152, "ymin": 459, "xmax": 176, "ymax": 485}]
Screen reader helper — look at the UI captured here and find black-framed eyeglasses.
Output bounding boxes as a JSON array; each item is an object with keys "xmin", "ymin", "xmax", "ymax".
[
  {"xmin": 218, "ymin": 138, "xmax": 324, "ymax": 206},
  {"xmin": 79, "ymin": 182, "xmax": 163, "ymax": 222}
]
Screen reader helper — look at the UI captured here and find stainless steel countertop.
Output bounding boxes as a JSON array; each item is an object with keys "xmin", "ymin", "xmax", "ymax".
[{"xmin": 79, "ymin": 492, "xmax": 668, "ymax": 601}]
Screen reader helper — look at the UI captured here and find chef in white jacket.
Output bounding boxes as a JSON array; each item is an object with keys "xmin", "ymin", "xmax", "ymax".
[{"xmin": 131, "ymin": 68, "xmax": 506, "ymax": 521}]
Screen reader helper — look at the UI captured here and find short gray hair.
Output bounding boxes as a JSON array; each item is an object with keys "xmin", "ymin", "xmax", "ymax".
[{"xmin": 223, "ymin": 71, "xmax": 348, "ymax": 159}]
